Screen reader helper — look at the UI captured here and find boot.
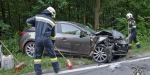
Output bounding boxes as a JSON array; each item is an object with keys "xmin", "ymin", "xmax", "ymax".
[
  {"xmin": 54, "ymin": 68, "xmax": 60, "ymax": 73},
  {"xmin": 128, "ymin": 46, "xmax": 132, "ymax": 52},
  {"xmin": 136, "ymin": 44, "xmax": 141, "ymax": 48},
  {"xmin": 128, "ymin": 46, "xmax": 132, "ymax": 50}
]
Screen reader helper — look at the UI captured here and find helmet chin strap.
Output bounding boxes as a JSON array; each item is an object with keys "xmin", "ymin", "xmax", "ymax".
[
  {"xmin": 52, "ymin": 15, "xmax": 56, "ymax": 18},
  {"xmin": 49, "ymin": 13, "xmax": 55, "ymax": 18}
]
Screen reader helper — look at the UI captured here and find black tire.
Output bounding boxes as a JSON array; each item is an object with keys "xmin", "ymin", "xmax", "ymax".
[
  {"xmin": 24, "ymin": 42, "xmax": 35, "ymax": 57},
  {"xmin": 92, "ymin": 45, "xmax": 108, "ymax": 63}
]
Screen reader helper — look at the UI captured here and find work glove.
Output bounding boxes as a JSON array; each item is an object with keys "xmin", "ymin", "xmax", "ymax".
[{"xmin": 52, "ymin": 40, "xmax": 55, "ymax": 45}]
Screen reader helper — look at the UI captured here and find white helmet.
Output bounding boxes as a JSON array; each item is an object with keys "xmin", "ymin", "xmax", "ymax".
[
  {"xmin": 46, "ymin": 6, "xmax": 56, "ymax": 18},
  {"xmin": 126, "ymin": 13, "xmax": 133, "ymax": 19}
]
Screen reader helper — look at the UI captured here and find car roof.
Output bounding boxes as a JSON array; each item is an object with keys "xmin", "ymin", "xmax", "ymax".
[{"xmin": 55, "ymin": 21, "xmax": 79, "ymax": 25}]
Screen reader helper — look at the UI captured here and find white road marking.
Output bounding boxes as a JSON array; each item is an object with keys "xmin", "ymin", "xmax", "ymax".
[{"xmin": 42, "ymin": 56, "xmax": 150, "ymax": 75}]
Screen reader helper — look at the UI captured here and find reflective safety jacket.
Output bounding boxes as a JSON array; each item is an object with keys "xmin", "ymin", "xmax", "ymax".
[
  {"xmin": 26, "ymin": 10, "xmax": 56, "ymax": 41},
  {"xmin": 129, "ymin": 18, "xmax": 137, "ymax": 33}
]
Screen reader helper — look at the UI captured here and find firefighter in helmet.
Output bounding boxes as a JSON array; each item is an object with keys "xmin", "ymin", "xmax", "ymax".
[
  {"xmin": 26, "ymin": 6, "xmax": 60, "ymax": 75},
  {"xmin": 126, "ymin": 13, "xmax": 141, "ymax": 51}
]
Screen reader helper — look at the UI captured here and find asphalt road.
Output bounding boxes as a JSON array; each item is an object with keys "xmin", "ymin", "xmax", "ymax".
[{"xmin": 22, "ymin": 54, "xmax": 150, "ymax": 75}]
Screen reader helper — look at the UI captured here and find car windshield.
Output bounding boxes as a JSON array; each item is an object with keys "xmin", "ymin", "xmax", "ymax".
[{"xmin": 77, "ymin": 23, "xmax": 96, "ymax": 34}]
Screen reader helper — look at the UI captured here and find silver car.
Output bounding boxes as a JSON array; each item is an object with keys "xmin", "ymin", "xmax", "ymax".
[{"xmin": 19, "ymin": 21, "xmax": 128, "ymax": 63}]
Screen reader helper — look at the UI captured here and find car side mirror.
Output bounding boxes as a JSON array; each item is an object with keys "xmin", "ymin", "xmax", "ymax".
[{"xmin": 80, "ymin": 31, "xmax": 87, "ymax": 38}]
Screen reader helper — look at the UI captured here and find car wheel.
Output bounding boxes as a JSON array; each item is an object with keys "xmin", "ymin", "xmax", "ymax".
[
  {"xmin": 93, "ymin": 45, "xmax": 108, "ymax": 63},
  {"xmin": 24, "ymin": 42, "xmax": 35, "ymax": 57}
]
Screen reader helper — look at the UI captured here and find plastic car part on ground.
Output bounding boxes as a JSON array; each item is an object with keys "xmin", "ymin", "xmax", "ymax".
[{"xmin": 108, "ymin": 63, "xmax": 121, "ymax": 72}]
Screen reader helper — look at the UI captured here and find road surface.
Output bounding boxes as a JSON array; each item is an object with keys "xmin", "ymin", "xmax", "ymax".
[{"xmin": 22, "ymin": 54, "xmax": 150, "ymax": 75}]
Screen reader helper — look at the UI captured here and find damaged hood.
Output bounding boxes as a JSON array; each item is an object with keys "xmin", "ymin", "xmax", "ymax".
[{"xmin": 95, "ymin": 29, "xmax": 125, "ymax": 39}]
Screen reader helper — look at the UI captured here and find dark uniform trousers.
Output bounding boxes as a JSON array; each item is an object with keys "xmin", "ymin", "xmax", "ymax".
[
  {"xmin": 34, "ymin": 36, "xmax": 59, "ymax": 75},
  {"xmin": 129, "ymin": 32, "xmax": 141, "ymax": 49}
]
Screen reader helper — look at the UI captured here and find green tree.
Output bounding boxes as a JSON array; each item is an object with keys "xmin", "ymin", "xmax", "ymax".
[{"xmin": 0, "ymin": 0, "xmax": 150, "ymax": 40}]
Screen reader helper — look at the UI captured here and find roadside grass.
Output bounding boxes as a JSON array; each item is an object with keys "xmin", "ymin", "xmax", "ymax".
[
  {"xmin": 127, "ymin": 41, "xmax": 150, "ymax": 56},
  {"xmin": 0, "ymin": 39, "xmax": 150, "ymax": 75},
  {"xmin": 0, "ymin": 51, "xmax": 94, "ymax": 75}
]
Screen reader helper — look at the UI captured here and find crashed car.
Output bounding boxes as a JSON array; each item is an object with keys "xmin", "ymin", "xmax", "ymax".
[
  {"xmin": 19, "ymin": 21, "xmax": 128, "ymax": 63},
  {"xmin": 93, "ymin": 30, "xmax": 129, "ymax": 62}
]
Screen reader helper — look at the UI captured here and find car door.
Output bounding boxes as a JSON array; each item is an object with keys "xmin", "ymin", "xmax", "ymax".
[
  {"xmin": 54, "ymin": 23, "xmax": 61, "ymax": 50},
  {"xmin": 58, "ymin": 23, "xmax": 91, "ymax": 55}
]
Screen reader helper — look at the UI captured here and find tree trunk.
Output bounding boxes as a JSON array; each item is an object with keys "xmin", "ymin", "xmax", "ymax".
[
  {"xmin": 69, "ymin": 4, "xmax": 70, "ymax": 21},
  {"xmin": 7, "ymin": 1, "xmax": 11, "ymax": 25},
  {"xmin": 83, "ymin": 0, "xmax": 86, "ymax": 25},
  {"xmin": 14, "ymin": 0, "xmax": 19, "ymax": 31},
  {"xmin": 94, "ymin": 0, "xmax": 100, "ymax": 31},
  {"xmin": 0, "ymin": 0, "xmax": 6, "ymax": 23}
]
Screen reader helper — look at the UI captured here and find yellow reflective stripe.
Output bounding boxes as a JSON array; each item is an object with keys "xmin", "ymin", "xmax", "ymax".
[
  {"xmin": 27, "ymin": 23, "xmax": 32, "ymax": 26},
  {"xmin": 129, "ymin": 44, "xmax": 132, "ymax": 46},
  {"xmin": 36, "ymin": 16, "xmax": 56, "ymax": 27},
  {"xmin": 50, "ymin": 57, "xmax": 57, "ymax": 61},
  {"xmin": 34, "ymin": 59, "xmax": 42, "ymax": 62},
  {"xmin": 133, "ymin": 26, "xmax": 136, "ymax": 28},
  {"xmin": 51, "ymin": 36, "xmax": 56, "ymax": 40},
  {"xmin": 136, "ymin": 42, "xmax": 140, "ymax": 45}
]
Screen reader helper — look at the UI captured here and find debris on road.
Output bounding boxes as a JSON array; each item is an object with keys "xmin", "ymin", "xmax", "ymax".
[{"xmin": 108, "ymin": 63, "xmax": 121, "ymax": 72}]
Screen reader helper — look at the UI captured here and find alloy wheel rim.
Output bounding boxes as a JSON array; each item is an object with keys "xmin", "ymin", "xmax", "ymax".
[
  {"xmin": 25, "ymin": 43, "xmax": 35, "ymax": 57},
  {"xmin": 93, "ymin": 47, "xmax": 107, "ymax": 62}
]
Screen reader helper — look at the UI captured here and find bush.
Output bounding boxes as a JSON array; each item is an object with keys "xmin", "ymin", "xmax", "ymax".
[
  {"xmin": 1, "ymin": 32, "xmax": 19, "ymax": 55},
  {"xmin": 0, "ymin": 20, "xmax": 12, "ymax": 40}
]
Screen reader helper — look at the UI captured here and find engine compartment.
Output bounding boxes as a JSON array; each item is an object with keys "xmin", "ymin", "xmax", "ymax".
[{"xmin": 94, "ymin": 29, "xmax": 128, "ymax": 55}]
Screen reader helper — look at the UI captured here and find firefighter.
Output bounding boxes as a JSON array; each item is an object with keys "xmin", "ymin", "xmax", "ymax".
[
  {"xmin": 126, "ymin": 13, "xmax": 141, "ymax": 51},
  {"xmin": 26, "ymin": 6, "xmax": 60, "ymax": 75}
]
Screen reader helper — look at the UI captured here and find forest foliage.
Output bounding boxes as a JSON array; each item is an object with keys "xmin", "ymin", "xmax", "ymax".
[{"xmin": 0, "ymin": 0, "xmax": 150, "ymax": 41}]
